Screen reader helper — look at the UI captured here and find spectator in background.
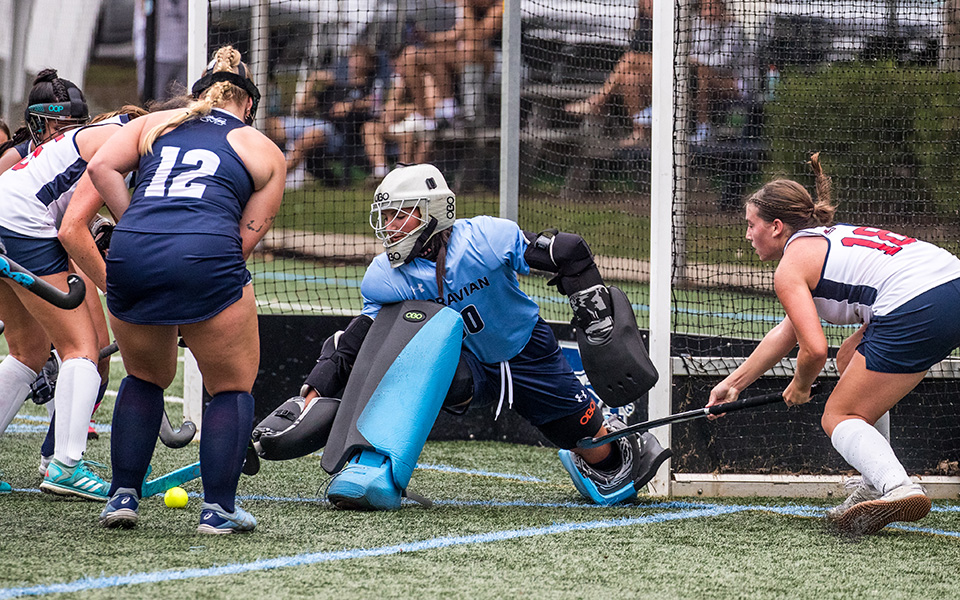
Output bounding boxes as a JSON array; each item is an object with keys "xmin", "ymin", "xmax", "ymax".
[
  {"xmin": 565, "ymin": 0, "xmax": 653, "ymax": 148},
  {"xmin": 0, "ymin": 120, "xmax": 10, "ymax": 146},
  {"xmin": 135, "ymin": 0, "xmax": 189, "ymax": 102},
  {"xmin": 688, "ymin": 0, "xmax": 752, "ymax": 142},
  {"xmin": 363, "ymin": 68, "xmax": 439, "ymax": 178},
  {"xmin": 266, "ymin": 45, "xmax": 378, "ymax": 189}
]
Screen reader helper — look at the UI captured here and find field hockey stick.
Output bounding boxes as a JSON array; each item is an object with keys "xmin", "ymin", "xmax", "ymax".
[
  {"xmin": 577, "ymin": 383, "xmax": 822, "ymax": 449},
  {"xmin": 98, "ymin": 340, "xmax": 198, "ymax": 448},
  {"xmin": 141, "ymin": 461, "xmax": 201, "ymax": 498},
  {"xmin": 0, "ymin": 254, "xmax": 86, "ymax": 310}
]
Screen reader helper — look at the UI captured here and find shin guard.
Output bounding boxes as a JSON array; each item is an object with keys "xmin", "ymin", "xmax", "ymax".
[{"xmin": 323, "ymin": 301, "xmax": 463, "ymax": 510}]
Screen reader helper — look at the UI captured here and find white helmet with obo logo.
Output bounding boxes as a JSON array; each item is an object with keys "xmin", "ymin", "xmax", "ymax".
[{"xmin": 370, "ymin": 164, "xmax": 456, "ymax": 268}]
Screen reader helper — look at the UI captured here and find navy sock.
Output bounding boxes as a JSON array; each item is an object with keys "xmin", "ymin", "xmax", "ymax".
[
  {"xmin": 41, "ymin": 414, "xmax": 55, "ymax": 459},
  {"xmin": 110, "ymin": 376, "xmax": 164, "ymax": 496},
  {"xmin": 199, "ymin": 391, "xmax": 254, "ymax": 512}
]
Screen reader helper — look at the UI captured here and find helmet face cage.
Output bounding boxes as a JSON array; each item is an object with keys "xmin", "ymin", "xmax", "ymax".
[
  {"xmin": 369, "ymin": 197, "xmax": 428, "ymax": 247},
  {"xmin": 26, "ymin": 111, "xmax": 88, "ymax": 146}
]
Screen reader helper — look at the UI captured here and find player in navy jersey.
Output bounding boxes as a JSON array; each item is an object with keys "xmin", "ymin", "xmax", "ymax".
[
  {"xmin": 87, "ymin": 46, "xmax": 285, "ymax": 533},
  {"xmin": 707, "ymin": 153, "xmax": 960, "ymax": 534},
  {"xmin": 0, "ymin": 75, "xmax": 145, "ymax": 499},
  {"xmin": 253, "ymin": 163, "xmax": 670, "ymax": 509}
]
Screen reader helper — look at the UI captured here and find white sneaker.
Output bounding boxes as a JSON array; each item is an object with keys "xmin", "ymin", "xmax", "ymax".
[
  {"xmin": 826, "ymin": 477, "xmax": 880, "ymax": 521},
  {"xmin": 832, "ymin": 482, "xmax": 931, "ymax": 535}
]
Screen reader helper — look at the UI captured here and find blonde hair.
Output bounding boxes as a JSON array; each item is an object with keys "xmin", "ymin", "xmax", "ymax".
[
  {"xmin": 140, "ymin": 46, "xmax": 252, "ymax": 154},
  {"xmin": 747, "ymin": 152, "xmax": 836, "ymax": 231},
  {"xmin": 90, "ymin": 105, "xmax": 149, "ymax": 124}
]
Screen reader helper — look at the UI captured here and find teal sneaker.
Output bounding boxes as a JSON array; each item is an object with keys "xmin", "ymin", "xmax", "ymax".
[
  {"xmin": 197, "ymin": 502, "xmax": 256, "ymax": 534},
  {"xmin": 100, "ymin": 488, "xmax": 140, "ymax": 529},
  {"xmin": 0, "ymin": 480, "xmax": 11, "ymax": 494},
  {"xmin": 40, "ymin": 459, "xmax": 110, "ymax": 501}
]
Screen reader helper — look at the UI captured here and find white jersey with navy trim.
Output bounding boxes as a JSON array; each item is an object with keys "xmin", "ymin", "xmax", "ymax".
[
  {"xmin": 0, "ymin": 116, "xmax": 127, "ymax": 238},
  {"xmin": 786, "ymin": 224, "xmax": 960, "ymax": 325},
  {"xmin": 360, "ymin": 216, "xmax": 541, "ymax": 363}
]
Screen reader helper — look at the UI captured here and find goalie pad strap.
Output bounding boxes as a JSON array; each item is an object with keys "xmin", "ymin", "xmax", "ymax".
[
  {"xmin": 303, "ymin": 315, "xmax": 373, "ymax": 397},
  {"xmin": 577, "ymin": 286, "xmax": 658, "ymax": 408}
]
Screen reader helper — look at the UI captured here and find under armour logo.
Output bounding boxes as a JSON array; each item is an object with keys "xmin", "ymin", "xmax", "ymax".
[{"xmin": 412, "ymin": 283, "xmax": 425, "ymax": 294}]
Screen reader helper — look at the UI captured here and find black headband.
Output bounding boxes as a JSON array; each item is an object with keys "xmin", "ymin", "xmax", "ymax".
[{"xmin": 191, "ymin": 71, "xmax": 261, "ymax": 125}]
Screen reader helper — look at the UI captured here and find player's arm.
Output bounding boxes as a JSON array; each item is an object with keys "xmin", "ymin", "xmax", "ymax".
[
  {"xmin": 229, "ymin": 127, "xmax": 286, "ymax": 259},
  {"xmin": 0, "ymin": 146, "xmax": 24, "ymax": 173},
  {"xmin": 58, "ymin": 173, "xmax": 112, "ymax": 292},
  {"xmin": 86, "ymin": 117, "xmax": 149, "ymax": 219},
  {"xmin": 774, "ymin": 237, "xmax": 829, "ymax": 406},
  {"xmin": 707, "ymin": 316, "xmax": 799, "ymax": 408}
]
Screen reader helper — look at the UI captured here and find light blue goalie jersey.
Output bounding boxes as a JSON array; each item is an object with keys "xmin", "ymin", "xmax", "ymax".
[{"xmin": 361, "ymin": 216, "xmax": 541, "ymax": 363}]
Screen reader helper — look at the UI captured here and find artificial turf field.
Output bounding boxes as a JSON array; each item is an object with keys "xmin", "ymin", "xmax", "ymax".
[{"xmin": 1, "ymin": 340, "xmax": 959, "ymax": 599}]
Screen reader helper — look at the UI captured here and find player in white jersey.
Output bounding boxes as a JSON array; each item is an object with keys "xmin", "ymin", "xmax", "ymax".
[
  {"xmin": 0, "ymin": 70, "xmax": 117, "ymax": 494},
  {"xmin": 707, "ymin": 153, "xmax": 958, "ymax": 535},
  {"xmin": 0, "ymin": 95, "xmax": 145, "ymax": 500}
]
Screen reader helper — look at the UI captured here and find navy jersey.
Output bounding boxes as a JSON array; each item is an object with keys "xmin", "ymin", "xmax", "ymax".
[
  {"xmin": 361, "ymin": 216, "xmax": 541, "ymax": 363},
  {"xmin": 118, "ymin": 109, "xmax": 254, "ymax": 240}
]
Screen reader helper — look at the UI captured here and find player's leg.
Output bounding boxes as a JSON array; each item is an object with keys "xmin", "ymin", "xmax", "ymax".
[
  {"xmin": 179, "ymin": 285, "xmax": 259, "ymax": 533},
  {"xmin": 0, "ymin": 281, "xmax": 48, "ymax": 433},
  {"xmin": 100, "ymin": 316, "xmax": 179, "ymax": 527},
  {"xmin": 824, "ymin": 356, "xmax": 930, "ymax": 534},
  {"xmin": 507, "ymin": 320, "xmax": 670, "ymax": 505},
  {"xmin": 11, "ymin": 272, "xmax": 107, "ymax": 500}
]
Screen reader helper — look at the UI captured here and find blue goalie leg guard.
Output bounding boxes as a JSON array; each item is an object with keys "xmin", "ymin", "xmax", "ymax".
[
  {"xmin": 324, "ymin": 301, "xmax": 463, "ymax": 510},
  {"xmin": 559, "ymin": 420, "xmax": 671, "ymax": 506}
]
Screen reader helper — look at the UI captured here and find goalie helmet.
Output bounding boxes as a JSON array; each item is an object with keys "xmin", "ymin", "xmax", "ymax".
[{"xmin": 370, "ymin": 164, "xmax": 456, "ymax": 268}]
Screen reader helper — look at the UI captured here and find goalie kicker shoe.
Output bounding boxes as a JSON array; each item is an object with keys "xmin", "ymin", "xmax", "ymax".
[
  {"xmin": 558, "ymin": 417, "xmax": 672, "ymax": 505},
  {"xmin": 40, "ymin": 458, "xmax": 109, "ymax": 501},
  {"xmin": 832, "ymin": 482, "xmax": 931, "ymax": 535},
  {"xmin": 99, "ymin": 488, "xmax": 140, "ymax": 529},
  {"xmin": 826, "ymin": 477, "xmax": 881, "ymax": 521}
]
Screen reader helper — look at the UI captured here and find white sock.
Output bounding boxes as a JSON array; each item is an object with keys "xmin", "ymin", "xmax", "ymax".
[
  {"xmin": 831, "ymin": 418, "xmax": 912, "ymax": 495},
  {"xmin": 52, "ymin": 358, "xmax": 101, "ymax": 467},
  {"xmin": 0, "ymin": 355, "xmax": 38, "ymax": 434}
]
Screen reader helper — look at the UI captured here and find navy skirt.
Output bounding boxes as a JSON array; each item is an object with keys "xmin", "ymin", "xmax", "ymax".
[{"xmin": 106, "ymin": 230, "xmax": 250, "ymax": 325}]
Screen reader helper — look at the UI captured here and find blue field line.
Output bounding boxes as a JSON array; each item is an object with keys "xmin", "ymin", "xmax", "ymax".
[{"xmin": 0, "ymin": 505, "xmax": 745, "ymax": 599}]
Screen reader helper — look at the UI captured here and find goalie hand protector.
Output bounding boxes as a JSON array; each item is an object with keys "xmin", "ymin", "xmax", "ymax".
[
  {"xmin": 302, "ymin": 315, "xmax": 373, "ymax": 398},
  {"xmin": 558, "ymin": 416, "xmax": 672, "ymax": 505}
]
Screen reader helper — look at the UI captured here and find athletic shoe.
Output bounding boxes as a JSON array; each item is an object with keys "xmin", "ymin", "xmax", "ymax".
[
  {"xmin": 40, "ymin": 459, "xmax": 110, "ymax": 501},
  {"xmin": 38, "ymin": 454, "xmax": 52, "ymax": 477},
  {"xmin": 197, "ymin": 502, "xmax": 257, "ymax": 534},
  {"xmin": 832, "ymin": 482, "xmax": 931, "ymax": 535},
  {"xmin": 0, "ymin": 479, "xmax": 10, "ymax": 494},
  {"xmin": 99, "ymin": 488, "xmax": 140, "ymax": 529},
  {"xmin": 826, "ymin": 477, "xmax": 881, "ymax": 521}
]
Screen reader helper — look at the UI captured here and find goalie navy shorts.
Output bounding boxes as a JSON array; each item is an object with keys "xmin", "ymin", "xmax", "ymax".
[
  {"xmin": 0, "ymin": 225, "xmax": 68, "ymax": 276},
  {"xmin": 462, "ymin": 317, "xmax": 591, "ymax": 426},
  {"xmin": 106, "ymin": 230, "xmax": 251, "ymax": 325},
  {"xmin": 859, "ymin": 277, "xmax": 960, "ymax": 373}
]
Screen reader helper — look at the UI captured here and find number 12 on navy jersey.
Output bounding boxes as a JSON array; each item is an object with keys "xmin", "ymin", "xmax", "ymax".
[{"xmin": 144, "ymin": 146, "xmax": 221, "ymax": 198}]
